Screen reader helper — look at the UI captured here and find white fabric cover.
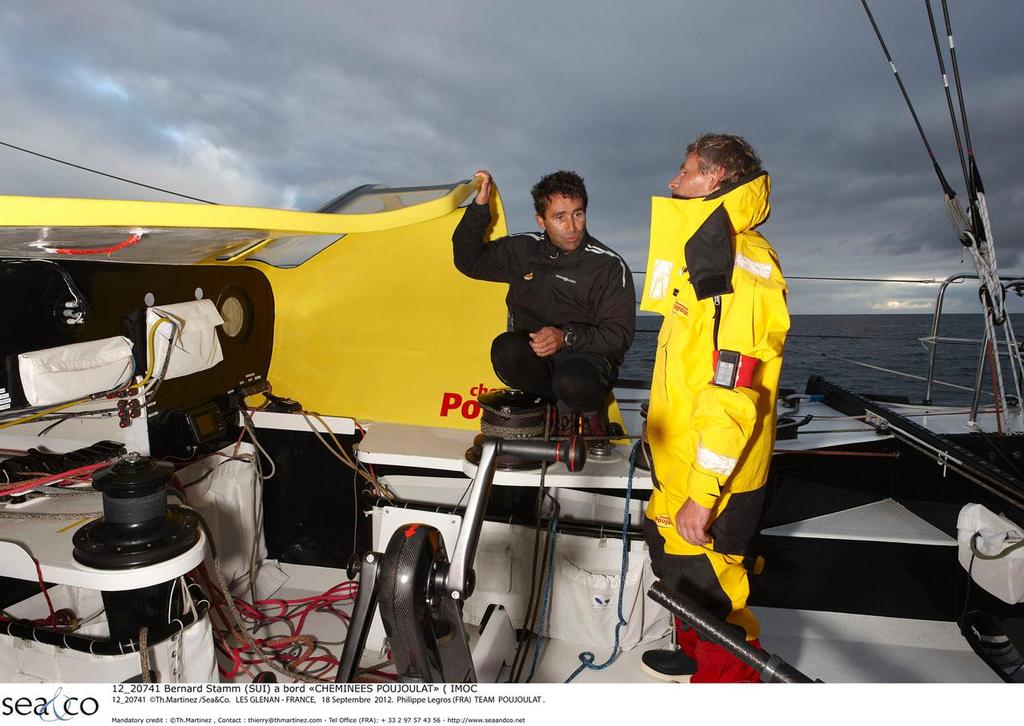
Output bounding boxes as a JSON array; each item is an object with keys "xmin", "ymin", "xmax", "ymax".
[
  {"xmin": 175, "ymin": 442, "xmax": 269, "ymax": 596},
  {"xmin": 957, "ymin": 503, "xmax": 1024, "ymax": 604},
  {"xmin": 146, "ymin": 299, "xmax": 224, "ymax": 381},
  {"xmin": 18, "ymin": 336, "xmax": 133, "ymax": 406},
  {"xmin": 541, "ymin": 553, "xmax": 670, "ymax": 651},
  {"xmin": 0, "ymin": 585, "xmax": 217, "ymax": 682}
]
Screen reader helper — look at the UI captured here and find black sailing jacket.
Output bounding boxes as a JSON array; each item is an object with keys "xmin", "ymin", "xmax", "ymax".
[{"xmin": 452, "ymin": 201, "xmax": 636, "ymax": 364}]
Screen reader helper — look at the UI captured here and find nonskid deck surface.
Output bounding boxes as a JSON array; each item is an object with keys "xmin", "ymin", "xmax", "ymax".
[
  {"xmin": 501, "ymin": 607, "xmax": 996, "ymax": 684},
  {"xmin": 884, "ymin": 402, "xmax": 1024, "ymax": 436},
  {"xmin": 233, "ymin": 563, "xmax": 995, "ymax": 684},
  {"xmin": 756, "ymin": 607, "xmax": 998, "ymax": 683}
]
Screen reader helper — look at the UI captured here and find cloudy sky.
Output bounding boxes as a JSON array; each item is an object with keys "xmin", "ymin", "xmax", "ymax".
[{"xmin": 1, "ymin": 0, "xmax": 1021, "ymax": 314}]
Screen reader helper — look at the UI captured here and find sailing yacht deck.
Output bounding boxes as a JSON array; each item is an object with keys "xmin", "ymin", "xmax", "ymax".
[{"xmin": 243, "ymin": 562, "xmax": 998, "ymax": 683}]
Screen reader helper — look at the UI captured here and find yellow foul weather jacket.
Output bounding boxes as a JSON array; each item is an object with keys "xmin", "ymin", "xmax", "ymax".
[{"xmin": 641, "ymin": 173, "xmax": 789, "ymax": 556}]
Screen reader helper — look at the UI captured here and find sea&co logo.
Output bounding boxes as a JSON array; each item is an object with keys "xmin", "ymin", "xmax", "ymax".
[{"xmin": 0, "ymin": 688, "xmax": 99, "ymax": 721}]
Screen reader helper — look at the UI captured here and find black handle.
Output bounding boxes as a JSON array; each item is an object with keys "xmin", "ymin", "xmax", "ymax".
[
  {"xmin": 647, "ymin": 581, "xmax": 819, "ymax": 683},
  {"xmin": 495, "ymin": 435, "xmax": 587, "ymax": 472}
]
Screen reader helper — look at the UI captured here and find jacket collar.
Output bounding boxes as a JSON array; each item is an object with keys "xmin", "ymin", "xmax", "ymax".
[
  {"xmin": 679, "ymin": 172, "xmax": 772, "ymax": 300},
  {"xmin": 541, "ymin": 231, "xmax": 590, "ymax": 259}
]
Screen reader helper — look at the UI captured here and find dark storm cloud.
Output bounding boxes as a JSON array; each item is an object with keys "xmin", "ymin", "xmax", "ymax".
[{"xmin": 1, "ymin": 0, "xmax": 1022, "ymax": 312}]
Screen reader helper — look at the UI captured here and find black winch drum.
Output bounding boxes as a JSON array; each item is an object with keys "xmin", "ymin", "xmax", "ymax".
[
  {"xmin": 465, "ymin": 389, "xmax": 550, "ymax": 471},
  {"xmin": 72, "ymin": 454, "xmax": 200, "ymax": 569}
]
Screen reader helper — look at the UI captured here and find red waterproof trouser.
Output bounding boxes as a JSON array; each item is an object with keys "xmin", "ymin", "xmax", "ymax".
[{"xmin": 676, "ymin": 618, "xmax": 762, "ymax": 683}]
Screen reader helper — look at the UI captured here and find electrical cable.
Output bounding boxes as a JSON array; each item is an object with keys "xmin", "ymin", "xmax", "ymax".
[
  {"xmin": 525, "ymin": 491, "xmax": 560, "ymax": 683},
  {"xmin": 1, "ymin": 259, "xmax": 89, "ymax": 317},
  {"xmin": 507, "ymin": 403, "xmax": 556, "ymax": 683},
  {"xmin": 240, "ymin": 407, "xmax": 276, "ymax": 480},
  {"xmin": 970, "ymin": 532, "xmax": 1024, "ymax": 561},
  {"xmin": 298, "ymin": 410, "xmax": 393, "ymax": 501}
]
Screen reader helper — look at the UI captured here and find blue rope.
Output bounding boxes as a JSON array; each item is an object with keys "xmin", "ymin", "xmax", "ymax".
[
  {"xmin": 524, "ymin": 499, "xmax": 559, "ymax": 683},
  {"xmin": 564, "ymin": 441, "xmax": 640, "ymax": 683}
]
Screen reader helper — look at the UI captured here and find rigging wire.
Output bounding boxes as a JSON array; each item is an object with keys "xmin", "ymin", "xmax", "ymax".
[
  {"xmin": 0, "ymin": 139, "xmax": 218, "ymax": 205},
  {"xmin": 924, "ymin": 0, "xmax": 971, "ymax": 205},
  {"xmin": 859, "ymin": 0, "xmax": 957, "ymax": 199},
  {"xmin": 861, "ymin": 0, "xmax": 1023, "ymax": 433},
  {"xmin": 631, "ymin": 271, "xmax": 952, "ymax": 284},
  {"xmin": 785, "ymin": 342, "xmax": 977, "ymax": 394},
  {"xmin": 787, "ymin": 275, "xmax": 947, "ymax": 284},
  {"xmin": 939, "ymin": 0, "xmax": 980, "ymax": 208},
  {"xmin": 936, "ymin": 0, "xmax": 1024, "ymax": 416}
]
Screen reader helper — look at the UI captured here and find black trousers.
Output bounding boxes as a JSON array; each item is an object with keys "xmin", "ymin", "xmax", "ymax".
[{"xmin": 490, "ymin": 331, "xmax": 615, "ymax": 412}]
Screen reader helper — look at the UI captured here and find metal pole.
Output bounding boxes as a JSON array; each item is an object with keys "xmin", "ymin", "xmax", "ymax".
[
  {"xmin": 970, "ymin": 326, "xmax": 990, "ymax": 425},
  {"xmin": 924, "ymin": 273, "xmax": 971, "ymax": 403}
]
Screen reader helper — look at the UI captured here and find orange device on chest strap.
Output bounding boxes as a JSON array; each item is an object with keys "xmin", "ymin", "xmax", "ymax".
[{"xmin": 711, "ymin": 349, "xmax": 759, "ymax": 389}]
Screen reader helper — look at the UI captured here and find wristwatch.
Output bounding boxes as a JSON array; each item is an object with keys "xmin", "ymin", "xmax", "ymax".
[{"xmin": 563, "ymin": 327, "xmax": 576, "ymax": 349}]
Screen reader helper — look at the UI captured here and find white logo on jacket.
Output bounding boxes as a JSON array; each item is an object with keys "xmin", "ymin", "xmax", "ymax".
[{"xmin": 648, "ymin": 259, "xmax": 674, "ymax": 300}]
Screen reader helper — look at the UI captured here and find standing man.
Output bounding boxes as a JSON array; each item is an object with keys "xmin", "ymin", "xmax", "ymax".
[
  {"xmin": 452, "ymin": 170, "xmax": 635, "ymax": 437},
  {"xmin": 639, "ymin": 134, "xmax": 789, "ymax": 682}
]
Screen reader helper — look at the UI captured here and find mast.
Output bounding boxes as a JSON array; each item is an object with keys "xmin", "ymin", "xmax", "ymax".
[{"xmin": 861, "ymin": 0, "xmax": 1022, "ymax": 431}]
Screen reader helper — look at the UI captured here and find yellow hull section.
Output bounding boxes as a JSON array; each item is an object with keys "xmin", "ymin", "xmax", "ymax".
[
  {"xmin": 252, "ymin": 195, "xmax": 509, "ymax": 429},
  {"xmin": 0, "ymin": 182, "xmax": 509, "ymax": 430}
]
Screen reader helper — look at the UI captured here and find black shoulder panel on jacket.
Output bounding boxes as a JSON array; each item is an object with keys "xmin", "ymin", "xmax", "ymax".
[{"xmin": 685, "ymin": 204, "xmax": 734, "ymax": 300}]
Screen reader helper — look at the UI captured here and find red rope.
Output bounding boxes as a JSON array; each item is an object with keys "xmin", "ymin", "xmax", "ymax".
[
  {"xmin": 986, "ymin": 339, "xmax": 1003, "ymax": 435},
  {"xmin": 0, "ymin": 460, "xmax": 113, "ymax": 496},
  {"xmin": 56, "ymin": 233, "xmax": 142, "ymax": 256},
  {"xmin": 32, "ymin": 558, "xmax": 56, "ymax": 618}
]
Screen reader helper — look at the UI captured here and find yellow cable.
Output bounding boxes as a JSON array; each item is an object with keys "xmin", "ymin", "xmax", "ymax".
[
  {"xmin": 138, "ymin": 315, "xmax": 176, "ymax": 388},
  {"xmin": 0, "ymin": 316, "xmax": 175, "ymax": 431}
]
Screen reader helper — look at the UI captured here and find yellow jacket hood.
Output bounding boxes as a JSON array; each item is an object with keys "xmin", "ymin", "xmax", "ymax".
[{"xmin": 641, "ymin": 172, "xmax": 775, "ymax": 312}]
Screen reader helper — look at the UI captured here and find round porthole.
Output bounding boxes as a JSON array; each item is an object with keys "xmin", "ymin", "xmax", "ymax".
[
  {"xmin": 219, "ymin": 295, "xmax": 245, "ymax": 338},
  {"xmin": 216, "ymin": 290, "xmax": 251, "ymax": 340}
]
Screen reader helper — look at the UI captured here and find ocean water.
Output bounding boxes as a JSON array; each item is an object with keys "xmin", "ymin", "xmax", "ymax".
[{"xmin": 620, "ymin": 314, "xmax": 1024, "ymax": 406}]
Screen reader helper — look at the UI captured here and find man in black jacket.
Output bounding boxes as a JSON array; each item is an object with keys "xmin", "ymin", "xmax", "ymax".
[{"xmin": 452, "ymin": 169, "xmax": 635, "ymax": 431}]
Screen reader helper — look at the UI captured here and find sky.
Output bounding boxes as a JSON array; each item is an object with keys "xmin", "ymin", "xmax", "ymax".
[{"xmin": 1, "ymin": 0, "xmax": 1022, "ymax": 314}]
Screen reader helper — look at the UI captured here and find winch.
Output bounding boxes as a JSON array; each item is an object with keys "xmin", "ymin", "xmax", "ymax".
[
  {"xmin": 464, "ymin": 389, "xmax": 550, "ymax": 471},
  {"xmin": 72, "ymin": 453, "xmax": 200, "ymax": 570}
]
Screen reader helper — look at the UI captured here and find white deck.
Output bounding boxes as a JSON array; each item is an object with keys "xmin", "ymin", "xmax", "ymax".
[
  {"xmin": 348, "ymin": 399, "xmax": 1004, "ymax": 685},
  {"xmin": 885, "ymin": 403, "xmax": 1024, "ymax": 435},
  {"xmin": 242, "ymin": 563, "xmax": 997, "ymax": 683},
  {"xmin": 0, "ymin": 489, "xmax": 205, "ymax": 591},
  {"xmin": 358, "ymin": 422, "xmax": 654, "ymax": 490},
  {"xmin": 761, "ymin": 498, "xmax": 956, "ymax": 546}
]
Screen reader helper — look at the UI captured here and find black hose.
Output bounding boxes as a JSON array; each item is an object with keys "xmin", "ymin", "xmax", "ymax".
[{"xmin": 647, "ymin": 581, "xmax": 819, "ymax": 683}]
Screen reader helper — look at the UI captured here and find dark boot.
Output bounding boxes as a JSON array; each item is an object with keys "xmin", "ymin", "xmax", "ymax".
[
  {"xmin": 640, "ymin": 648, "xmax": 697, "ymax": 683},
  {"xmin": 554, "ymin": 401, "xmax": 577, "ymax": 438},
  {"xmin": 581, "ymin": 408, "xmax": 613, "ymax": 458}
]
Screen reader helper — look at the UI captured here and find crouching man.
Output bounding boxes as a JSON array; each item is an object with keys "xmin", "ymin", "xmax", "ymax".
[{"xmin": 452, "ymin": 169, "xmax": 635, "ymax": 439}]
